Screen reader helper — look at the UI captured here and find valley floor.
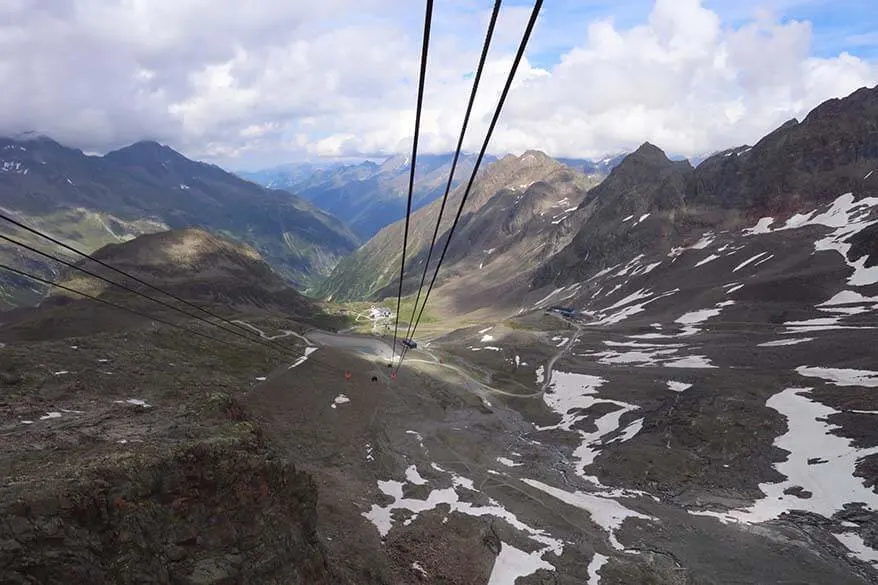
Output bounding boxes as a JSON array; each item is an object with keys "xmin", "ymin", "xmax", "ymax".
[{"xmin": 245, "ymin": 307, "xmax": 877, "ymax": 584}]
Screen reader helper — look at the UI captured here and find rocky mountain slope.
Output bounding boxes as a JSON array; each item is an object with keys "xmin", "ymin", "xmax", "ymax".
[
  {"xmin": 535, "ymin": 84, "xmax": 878, "ymax": 289},
  {"xmin": 317, "ymin": 151, "xmax": 603, "ymax": 305},
  {"xmin": 0, "ymin": 137, "xmax": 359, "ymax": 303},
  {"xmin": 0, "ymin": 227, "xmax": 355, "ymax": 584},
  {"xmin": 57, "ymin": 228, "xmax": 313, "ymax": 311},
  {"xmin": 240, "ymin": 153, "xmax": 495, "ymax": 239}
]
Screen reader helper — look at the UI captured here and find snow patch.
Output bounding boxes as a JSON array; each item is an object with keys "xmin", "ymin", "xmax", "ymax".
[
  {"xmin": 758, "ymin": 338, "xmax": 814, "ymax": 347},
  {"xmin": 733, "ymin": 252, "xmax": 770, "ymax": 272},
  {"xmin": 612, "ymin": 418, "xmax": 644, "ymax": 443},
  {"xmin": 587, "ymin": 553, "xmax": 609, "ymax": 585},
  {"xmin": 363, "ymin": 469, "xmax": 564, "ymax": 578},
  {"xmin": 497, "ymin": 457, "xmax": 522, "ymax": 468},
  {"xmin": 834, "ymin": 532, "xmax": 878, "ymax": 565},
  {"xmin": 795, "ymin": 366, "xmax": 878, "ymax": 387},
  {"xmin": 692, "ymin": 387, "xmax": 878, "ymax": 524},
  {"xmin": 523, "ymin": 479, "xmax": 652, "ymax": 550},
  {"xmin": 114, "ymin": 398, "xmax": 151, "ymax": 408},
  {"xmin": 753, "ymin": 254, "xmax": 774, "ymax": 268},
  {"xmin": 745, "ymin": 193, "xmax": 878, "ymax": 286},
  {"xmin": 694, "ymin": 254, "xmax": 720, "ymax": 267},
  {"xmin": 820, "ymin": 290, "xmax": 878, "ymax": 306},
  {"xmin": 487, "ymin": 542, "xmax": 554, "ymax": 585},
  {"xmin": 591, "ymin": 348, "xmax": 681, "ymax": 366},
  {"xmin": 667, "ymin": 381, "xmax": 693, "ymax": 392},
  {"xmin": 288, "ymin": 346, "xmax": 319, "ymax": 369},
  {"xmin": 675, "ymin": 308, "xmax": 721, "ymax": 325},
  {"xmin": 663, "ymin": 355, "xmax": 715, "ymax": 368},
  {"xmin": 538, "ymin": 371, "xmax": 642, "ymax": 476},
  {"xmin": 594, "ymin": 289, "xmax": 679, "ymax": 326},
  {"xmin": 331, "ymin": 394, "xmax": 350, "ymax": 408},
  {"xmin": 412, "ymin": 561, "xmax": 429, "ymax": 577},
  {"xmin": 405, "ymin": 465, "xmax": 428, "ymax": 485},
  {"xmin": 743, "ymin": 217, "xmax": 775, "ymax": 235}
]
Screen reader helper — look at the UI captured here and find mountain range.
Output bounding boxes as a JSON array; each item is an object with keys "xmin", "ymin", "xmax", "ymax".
[
  {"xmin": 0, "ymin": 137, "xmax": 359, "ymax": 306},
  {"xmin": 238, "ymin": 152, "xmax": 638, "ymax": 241},
  {"xmin": 317, "ymin": 151, "xmax": 604, "ymax": 309},
  {"xmin": 320, "ymin": 85, "xmax": 878, "ymax": 326},
  {"xmin": 1, "ymin": 79, "xmax": 878, "ymax": 585},
  {"xmin": 239, "ymin": 153, "xmax": 498, "ymax": 239}
]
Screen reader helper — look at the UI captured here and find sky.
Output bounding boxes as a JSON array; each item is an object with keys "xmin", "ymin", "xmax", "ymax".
[{"xmin": 0, "ymin": 0, "xmax": 876, "ymax": 170}]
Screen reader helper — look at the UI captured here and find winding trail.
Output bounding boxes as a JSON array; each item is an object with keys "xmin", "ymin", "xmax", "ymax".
[{"xmin": 231, "ymin": 319, "xmax": 310, "ymax": 343}]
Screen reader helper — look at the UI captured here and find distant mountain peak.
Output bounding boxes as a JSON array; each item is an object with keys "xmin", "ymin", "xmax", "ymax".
[
  {"xmin": 7, "ymin": 131, "xmax": 57, "ymax": 143},
  {"xmin": 631, "ymin": 141, "xmax": 669, "ymax": 161},
  {"xmin": 379, "ymin": 154, "xmax": 410, "ymax": 173},
  {"xmin": 518, "ymin": 150, "xmax": 554, "ymax": 165},
  {"xmin": 128, "ymin": 139, "xmax": 167, "ymax": 150},
  {"xmin": 107, "ymin": 140, "xmax": 184, "ymax": 160},
  {"xmin": 607, "ymin": 142, "xmax": 688, "ymax": 179}
]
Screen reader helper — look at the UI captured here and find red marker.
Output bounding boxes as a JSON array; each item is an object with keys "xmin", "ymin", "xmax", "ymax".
[
  {"xmin": 390, "ymin": 372, "xmax": 397, "ymax": 380},
  {"xmin": 344, "ymin": 371, "xmax": 352, "ymax": 382}
]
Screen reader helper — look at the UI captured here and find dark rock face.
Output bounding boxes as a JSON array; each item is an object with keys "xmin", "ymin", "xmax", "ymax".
[
  {"xmin": 0, "ymin": 439, "xmax": 332, "ymax": 585},
  {"xmin": 533, "ymin": 143, "xmax": 695, "ymax": 286},
  {"xmin": 534, "ymin": 84, "xmax": 878, "ymax": 289},
  {"xmin": 848, "ymin": 222, "xmax": 878, "ymax": 268},
  {"xmin": 694, "ymin": 87, "xmax": 878, "ymax": 213}
]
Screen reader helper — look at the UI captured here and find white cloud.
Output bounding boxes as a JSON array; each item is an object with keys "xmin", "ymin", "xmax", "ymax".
[{"xmin": 0, "ymin": 0, "xmax": 875, "ymax": 168}]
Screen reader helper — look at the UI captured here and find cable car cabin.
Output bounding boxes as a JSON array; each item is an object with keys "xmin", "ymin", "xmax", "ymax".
[{"xmin": 401, "ymin": 338, "xmax": 418, "ymax": 350}]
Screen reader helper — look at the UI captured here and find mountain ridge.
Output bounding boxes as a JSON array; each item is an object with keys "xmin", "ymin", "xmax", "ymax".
[
  {"xmin": 318, "ymin": 150, "xmax": 603, "ymax": 306},
  {"xmin": 0, "ymin": 137, "xmax": 360, "ymax": 305},
  {"xmin": 534, "ymin": 83, "xmax": 878, "ymax": 290}
]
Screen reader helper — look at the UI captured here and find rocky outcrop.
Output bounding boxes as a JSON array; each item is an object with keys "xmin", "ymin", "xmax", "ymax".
[{"xmin": 0, "ymin": 433, "xmax": 333, "ymax": 585}]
